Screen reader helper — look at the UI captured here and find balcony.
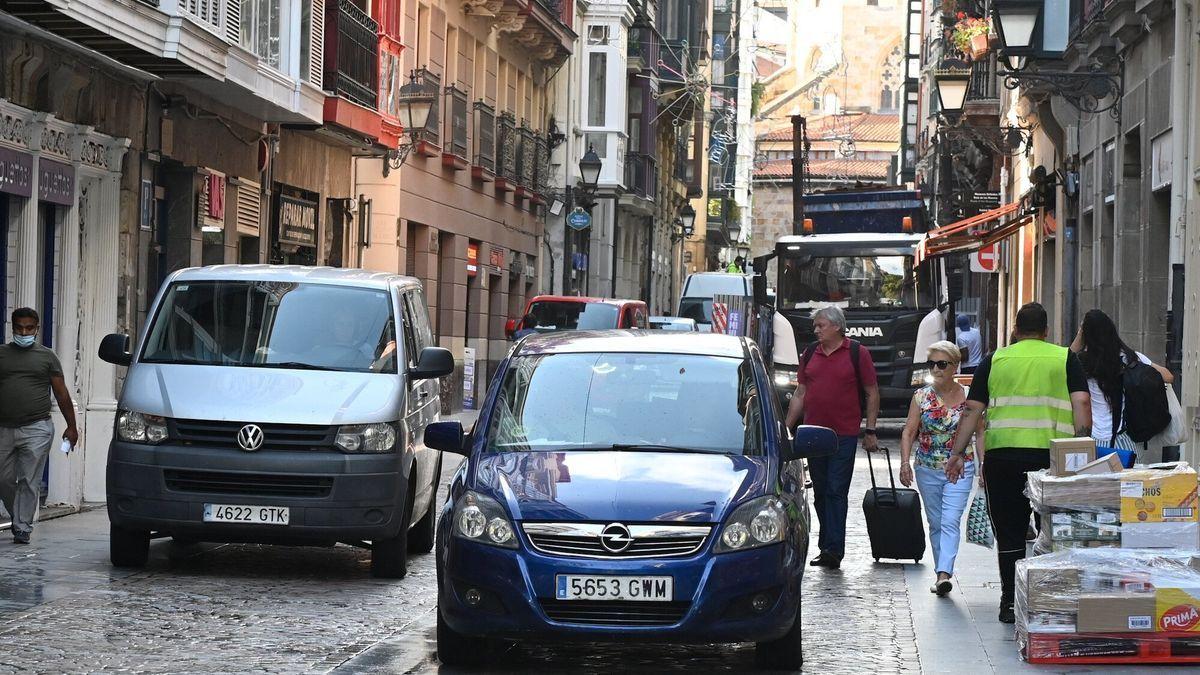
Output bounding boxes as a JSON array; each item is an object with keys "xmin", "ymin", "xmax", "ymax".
[
  {"xmin": 324, "ymin": 0, "xmax": 379, "ymax": 109},
  {"xmin": 472, "ymin": 101, "xmax": 497, "ymax": 181},
  {"xmin": 461, "ymin": 0, "xmax": 576, "ymax": 66},
  {"xmin": 495, "ymin": 112, "xmax": 518, "ymax": 193},
  {"xmin": 442, "ymin": 85, "xmax": 469, "ymax": 169},
  {"xmin": 627, "ymin": 24, "xmax": 658, "ymax": 73},
  {"xmin": 625, "ymin": 153, "xmax": 658, "ymax": 199}
]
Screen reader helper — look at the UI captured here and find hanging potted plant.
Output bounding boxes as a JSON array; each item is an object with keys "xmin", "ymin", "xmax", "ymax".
[{"xmin": 951, "ymin": 14, "xmax": 991, "ymax": 60}]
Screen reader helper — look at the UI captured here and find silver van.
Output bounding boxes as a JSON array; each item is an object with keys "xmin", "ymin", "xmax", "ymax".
[{"xmin": 97, "ymin": 266, "xmax": 453, "ymax": 578}]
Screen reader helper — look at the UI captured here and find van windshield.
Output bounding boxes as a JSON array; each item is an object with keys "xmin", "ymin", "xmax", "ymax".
[
  {"xmin": 684, "ymin": 274, "xmax": 748, "ymax": 297},
  {"xmin": 141, "ymin": 281, "xmax": 397, "ymax": 373}
]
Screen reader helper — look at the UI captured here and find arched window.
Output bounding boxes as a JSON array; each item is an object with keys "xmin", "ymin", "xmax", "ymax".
[{"xmin": 878, "ymin": 43, "xmax": 904, "ymax": 113}]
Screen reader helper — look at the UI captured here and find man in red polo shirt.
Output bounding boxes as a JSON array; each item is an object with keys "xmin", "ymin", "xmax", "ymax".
[{"xmin": 785, "ymin": 305, "xmax": 880, "ymax": 569}]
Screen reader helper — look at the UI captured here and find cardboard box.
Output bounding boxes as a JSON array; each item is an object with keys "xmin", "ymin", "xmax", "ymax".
[
  {"xmin": 1076, "ymin": 453, "xmax": 1124, "ymax": 475},
  {"xmin": 1026, "ymin": 567, "xmax": 1081, "ymax": 614},
  {"xmin": 1120, "ymin": 472, "xmax": 1200, "ymax": 524},
  {"xmin": 1156, "ymin": 588, "xmax": 1200, "ymax": 632},
  {"xmin": 1076, "ymin": 594, "xmax": 1157, "ymax": 633},
  {"xmin": 1121, "ymin": 521, "xmax": 1200, "ymax": 549},
  {"xmin": 1028, "ymin": 471, "xmax": 1122, "ymax": 511},
  {"xmin": 1050, "ymin": 437, "xmax": 1097, "ymax": 476}
]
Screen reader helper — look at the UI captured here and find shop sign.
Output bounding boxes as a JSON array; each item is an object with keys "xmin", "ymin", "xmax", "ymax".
[
  {"xmin": 467, "ymin": 243, "xmax": 479, "ymax": 276},
  {"xmin": 38, "ymin": 158, "xmax": 75, "ymax": 206},
  {"xmin": 0, "ymin": 145, "xmax": 32, "ymax": 198},
  {"xmin": 278, "ymin": 195, "xmax": 317, "ymax": 247},
  {"xmin": 967, "ymin": 191, "xmax": 1001, "ymax": 210},
  {"xmin": 463, "ymin": 347, "xmax": 476, "ymax": 410},
  {"xmin": 567, "ymin": 208, "xmax": 591, "ymax": 230},
  {"xmin": 1152, "ymin": 131, "xmax": 1172, "ymax": 192}
]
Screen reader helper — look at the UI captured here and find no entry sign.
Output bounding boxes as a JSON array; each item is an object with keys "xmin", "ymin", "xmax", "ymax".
[{"xmin": 970, "ymin": 244, "xmax": 999, "ymax": 273}]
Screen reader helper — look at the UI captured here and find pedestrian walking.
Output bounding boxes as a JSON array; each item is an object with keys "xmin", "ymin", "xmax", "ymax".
[
  {"xmin": 513, "ymin": 313, "xmax": 539, "ymax": 340},
  {"xmin": 0, "ymin": 308, "xmax": 78, "ymax": 544},
  {"xmin": 945, "ymin": 303, "xmax": 1090, "ymax": 623},
  {"xmin": 1070, "ymin": 309, "xmax": 1175, "ymax": 463},
  {"xmin": 899, "ymin": 341, "xmax": 984, "ymax": 596},
  {"xmin": 955, "ymin": 314, "xmax": 983, "ymax": 374},
  {"xmin": 784, "ymin": 304, "xmax": 880, "ymax": 569}
]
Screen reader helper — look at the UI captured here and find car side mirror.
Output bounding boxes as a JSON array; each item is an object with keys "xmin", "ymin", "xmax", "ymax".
[
  {"xmin": 425, "ymin": 421, "xmax": 466, "ymax": 455},
  {"xmin": 409, "ymin": 347, "xmax": 455, "ymax": 381},
  {"xmin": 98, "ymin": 333, "xmax": 132, "ymax": 366},
  {"xmin": 782, "ymin": 425, "xmax": 839, "ymax": 462}
]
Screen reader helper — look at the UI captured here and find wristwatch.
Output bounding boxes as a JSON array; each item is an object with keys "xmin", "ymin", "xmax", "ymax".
[{"xmin": 863, "ymin": 428, "xmax": 877, "ymax": 436}]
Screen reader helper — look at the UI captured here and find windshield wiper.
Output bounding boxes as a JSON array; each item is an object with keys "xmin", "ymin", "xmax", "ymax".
[
  {"xmin": 254, "ymin": 361, "xmax": 354, "ymax": 372},
  {"xmin": 609, "ymin": 443, "xmax": 722, "ymax": 454}
]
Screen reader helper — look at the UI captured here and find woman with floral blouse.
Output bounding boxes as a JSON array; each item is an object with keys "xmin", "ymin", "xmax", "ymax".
[{"xmin": 899, "ymin": 340, "xmax": 986, "ymax": 596}]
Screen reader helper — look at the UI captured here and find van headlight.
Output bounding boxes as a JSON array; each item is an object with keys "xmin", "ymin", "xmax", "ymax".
[
  {"xmin": 116, "ymin": 410, "xmax": 169, "ymax": 445},
  {"xmin": 910, "ymin": 368, "xmax": 933, "ymax": 386},
  {"xmin": 335, "ymin": 423, "xmax": 398, "ymax": 453},
  {"xmin": 715, "ymin": 495, "xmax": 788, "ymax": 553},
  {"xmin": 453, "ymin": 491, "xmax": 517, "ymax": 549}
]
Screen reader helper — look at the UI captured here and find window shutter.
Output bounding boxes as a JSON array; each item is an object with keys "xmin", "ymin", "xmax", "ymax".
[
  {"xmin": 308, "ymin": 0, "xmax": 326, "ymax": 88},
  {"xmin": 233, "ymin": 177, "xmax": 262, "ymax": 237},
  {"xmin": 224, "ymin": 0, "xmax": 241, "ymax": 44}
]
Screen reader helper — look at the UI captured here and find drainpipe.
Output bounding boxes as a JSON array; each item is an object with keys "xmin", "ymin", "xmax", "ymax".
[{"xmin": 1040, "ymin": 98, "xmax": 1069, "ymax": 343}]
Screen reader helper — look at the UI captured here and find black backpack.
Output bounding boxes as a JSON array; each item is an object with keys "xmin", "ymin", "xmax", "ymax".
[
  {"xmin": 1119, "ymin": 360, "xmax": 1171, "ymax": 443},
  {"xmin": 801, "ymin": 340, "xmax": 866, "ymax": 412}
]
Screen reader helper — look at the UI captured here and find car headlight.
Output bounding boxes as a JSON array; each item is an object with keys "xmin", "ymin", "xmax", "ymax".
[
  {"xmin": 774, "ymin": 370, "xmax": 799, "ymax": 389},
  {"xmin": 335, "ymin": 423, "xmax": 398, "ymax": 453},
  {"xmin": 910, "ymin": 368, "xmax": 933, "ymax": 386},
  {"xmin": 715, "ymin": 495, "xmax": 788, "ymax": 553},
  {"xmin": 116, "ymin": 410, "xmax": 169, "ymax": 445},
  {"xmin": 453, "ymin": 491, "xmax": 518, "ymax": 549}
]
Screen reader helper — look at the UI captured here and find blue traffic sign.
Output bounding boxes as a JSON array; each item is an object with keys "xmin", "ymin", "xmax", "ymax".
[{"xmin": 567, "ymin": 208, "xmax": 591, "ymax": 230}]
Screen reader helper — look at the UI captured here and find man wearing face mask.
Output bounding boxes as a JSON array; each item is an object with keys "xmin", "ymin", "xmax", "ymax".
[{"xmin": 0, "ymin": 308, "xmax": 78, "ymax": 544}]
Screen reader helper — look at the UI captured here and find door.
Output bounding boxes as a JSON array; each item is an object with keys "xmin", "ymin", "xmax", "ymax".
[{"xmin": 401, "ymin": 288, "xmax": 439, "ymax": 518}]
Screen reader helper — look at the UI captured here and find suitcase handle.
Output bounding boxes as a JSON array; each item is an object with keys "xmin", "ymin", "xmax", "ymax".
[{"xmin": 866, "ymin": 446, "xmax": 899, "ymax": 503}]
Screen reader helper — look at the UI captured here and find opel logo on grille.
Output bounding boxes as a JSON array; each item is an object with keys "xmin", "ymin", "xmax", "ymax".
[
  {"xmin": 599, "ymin": 523, "xmax": 634, "ymax": 553},
  {"xmin": 236, "ymin": 424, "xmax": 264, "ymax": 452}
]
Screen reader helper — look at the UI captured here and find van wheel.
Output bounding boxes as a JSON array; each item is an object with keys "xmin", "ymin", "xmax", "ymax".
[
  {"xmin": 408, "ymin": 459, "xmax": 441, "ymax": 554},
  {"xmin": 437, "ymin": 604, "xmax": 488, "ymax": 667},
  {"xmin": 755, "ymin": 603, "xmax": 803, "ymax": 669},
  {"xmin": 372, "ymin": 486, "xmax": 412, "ymax": 578},
  {"xmin": 110, "ymin": 524, "xmax": 150, "ymax": 568}
]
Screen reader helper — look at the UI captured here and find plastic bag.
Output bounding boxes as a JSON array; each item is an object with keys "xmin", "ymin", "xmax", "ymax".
[
  {"xmin": 1150, "ymin": 384, "xmax": 1187, "ymax": 447},
  {"xmin": 966, "ymin": 493, "xmax": 993, "ymax": 548}
]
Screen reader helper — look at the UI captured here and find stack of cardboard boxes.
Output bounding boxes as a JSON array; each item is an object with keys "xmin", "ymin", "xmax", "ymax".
[{"xmin": 1016, "ymin": 442, "xmax": 1200, "ymax": 662}]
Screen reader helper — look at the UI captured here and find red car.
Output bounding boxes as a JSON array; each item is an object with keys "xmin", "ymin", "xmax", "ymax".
[{"xmin": 505, "ymin": 296, "xmax": 649, "ymax": 339}]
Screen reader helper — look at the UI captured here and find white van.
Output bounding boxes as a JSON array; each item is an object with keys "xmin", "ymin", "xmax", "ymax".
[{"xmin": 677, "ymin": 272, "xmax": 754, "ymax": 331}]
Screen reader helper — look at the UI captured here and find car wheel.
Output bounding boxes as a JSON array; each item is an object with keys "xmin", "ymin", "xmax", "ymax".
[
  {"xmin": 437, "ymin": 604, "xmax": 489, "ymax": 667},
  {"xmin": 408, "ymin": 459, "xmax": 440, "ymax": 555},
  {"xmin": 110, "ymin": 524, "xmax": 150, "ymax": 568},
  {"xmin": 755, "ymin": 602, "xmax": 803, "ymax": 670},
  {"xmin": 372, "ymin": 483, "xmax": 413, "ymax": 578}
]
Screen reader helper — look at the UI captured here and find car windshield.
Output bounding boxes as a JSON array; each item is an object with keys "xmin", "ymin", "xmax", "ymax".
[
  {"xmin": 141, "ymin": 280, "xmax": 397, "ymax": 373},
  {"xmin": 779, "ymin": 254, "xmax": 934, "ymax": 311},
  {"xmin": 485, "ymin": 352, "xmax": 764, "ymax": 455},
  {"xmin": 528, "ymin": 301, "xmax": 620, "ymax": 331}
]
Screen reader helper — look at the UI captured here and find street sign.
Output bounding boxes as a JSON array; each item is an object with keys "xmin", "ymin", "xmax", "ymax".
[
  {"xmin": 970, "ymin": 244, "xmax": 999, "ymax": 273},
  {"xmin": 567, "ymin": 208, "xmax": 591, "ymax": 230}
]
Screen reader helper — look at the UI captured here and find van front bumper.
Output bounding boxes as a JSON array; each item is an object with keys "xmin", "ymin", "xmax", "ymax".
[{"xmin": 106, "ymin": 441, "xmax": 408, "ymax": 543}]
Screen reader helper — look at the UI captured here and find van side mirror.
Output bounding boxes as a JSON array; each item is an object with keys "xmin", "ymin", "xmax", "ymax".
[
  {"xmin": 782, "ymin": 425, "xmax": 839, "ymax": 462},
  {"xmin": 425, "ymin": 421, "xmax": 466, "ymax": 455},
  {"xmin": 410, "ymin": 347, "xmax": 455, "ymax": 380},
  {"xmin": 98, "ymin": 333, "xmax": 132, "ymax": 366}
]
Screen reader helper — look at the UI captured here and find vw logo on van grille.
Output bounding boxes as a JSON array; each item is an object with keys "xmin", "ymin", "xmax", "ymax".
[
  {"xmin": 236, "ymin": 424, "xmax": 265, "ymax": 452},
  {"xmin": 599, "ymin": 523, "xmax": 634, "ymax": 553}
]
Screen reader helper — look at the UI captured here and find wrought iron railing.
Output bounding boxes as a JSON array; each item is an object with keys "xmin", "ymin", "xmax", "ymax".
[
  {"xmin": 519, "ymin": 124, "xmax": 537, "ymax": 188},
  {"xmin": 473, "ymin": 101, "xmax": 496, "ymax": 171},
  {"xmin": 413, "ymin": 67, "xmax": 441, "ymax": 145},
  {"xmin": 535, "ymin": 136, "xmax": 550, "ymax": 193},
  {"xmin": 497, "ymin": 112, "xmax": 517, "ymax": 182},
  {"xmin": 966, "ymin": 55, "xmax": 998, "ymax": 101},
  {"xmin": 625, "ymin": 152, "xmax": 658, "ymax": 199},
  {"xmin": 658, "ymin": 39, "xmax": 697, "ymax": 87},
  {"xmin": 444, "ymin": 86, "xmax": 469, "ymax": 158},
  {"xmin": 324, "ymin": 0, "xmax": 380, "ymax": 109}
]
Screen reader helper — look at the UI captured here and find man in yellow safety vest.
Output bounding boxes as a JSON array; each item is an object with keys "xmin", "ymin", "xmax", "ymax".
[{"xmin": 946, "ymin": 302, "xmax": 1091, "ymax": 625}]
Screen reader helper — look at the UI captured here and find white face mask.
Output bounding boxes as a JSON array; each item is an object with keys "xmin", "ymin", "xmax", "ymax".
[{"xmin": 13, "ymin": 335, "xmax": 36, "ymax": 348}]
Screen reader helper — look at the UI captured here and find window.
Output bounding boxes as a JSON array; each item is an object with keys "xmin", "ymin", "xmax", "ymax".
[
  {"xmin": 1103, "ymin": 141, "xmax": 1116, "ymax": 203},
  {"xmin": 240, "ymin": 0, "xmax": 282, "ymax": 68},
  {"xmin": 588, "ymin": 25, "xmax": 610, "ymax": 45},
  {"xmin": 1081, "ymin": 154, "xmax": 1095, "ymax": 211},
  {"xmin": 587, "ymin": 52, "xmax": 607, "ymax": 126}
]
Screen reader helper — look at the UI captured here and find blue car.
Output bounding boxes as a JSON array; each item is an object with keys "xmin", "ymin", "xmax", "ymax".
[{"xmin": 424, "ymin": 331, "xmax": 837, "ymax": 669}]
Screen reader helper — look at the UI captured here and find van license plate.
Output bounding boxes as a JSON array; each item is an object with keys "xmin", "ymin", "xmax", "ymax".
[
  {"xmin": 203, "ymin": 504, "xmax": 290, "ymax": 525},
  {"xmin": 555, "ymin": 575, "xmax": 672, "ymax": 601}
]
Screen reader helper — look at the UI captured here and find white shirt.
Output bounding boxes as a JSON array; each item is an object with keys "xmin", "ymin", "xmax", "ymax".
[
  {"xmin": 956, "ymin": 328, "xmax": 983, "ymax": 367},
  {"xmin": 1088, "ymin": 351, "xmax": 1151, "ymax": 444}
]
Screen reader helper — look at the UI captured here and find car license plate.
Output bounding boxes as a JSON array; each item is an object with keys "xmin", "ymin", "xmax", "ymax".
[
  {"xmin": 202, "ymin": 504, "xmax": 290, "ymax": 525},
  {"xmin": 555, "ymin": 575, "xmax": 672, "ymax": 601}
]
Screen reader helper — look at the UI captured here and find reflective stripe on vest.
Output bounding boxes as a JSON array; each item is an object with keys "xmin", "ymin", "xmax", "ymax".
[{"xmin": 985, "ymin": 339, "xmax": 1074, "ymax": 450}]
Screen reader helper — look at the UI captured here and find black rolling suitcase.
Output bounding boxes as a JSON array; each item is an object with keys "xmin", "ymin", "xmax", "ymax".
[{"xmin": 862, "ymin": 447, "xmax": 926, "ymax": 563}]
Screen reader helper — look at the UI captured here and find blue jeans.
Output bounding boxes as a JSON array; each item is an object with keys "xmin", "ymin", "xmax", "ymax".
[
  {"xmin": 808, "ymin": 435, "xmax": 859, "ymax": 557},
  {"xmin": 914, "ymin": 462, "xmax": 976, "ymax": 575}
]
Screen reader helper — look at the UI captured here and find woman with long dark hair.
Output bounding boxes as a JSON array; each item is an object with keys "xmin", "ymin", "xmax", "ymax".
[{"xmin": 1070, "ymin": 309, "xmax": 1174, "ymax": 458}]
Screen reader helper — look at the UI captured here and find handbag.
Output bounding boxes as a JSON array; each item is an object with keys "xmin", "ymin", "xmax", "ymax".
[
  {"xmin": 1150, "ymin": 384, "xmax": 1187, "ymax": 447},
  {"xmin": 966, "ymin": 493, "xmax": 993, "ymax": 548}
]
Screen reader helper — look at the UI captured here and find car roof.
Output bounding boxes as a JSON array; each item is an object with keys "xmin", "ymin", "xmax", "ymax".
[
  {"xmin": 169, "ymin": 265, "xmax": 418, "ymax": 290},
  {"xmin": 527, "ymin": 295, "xmax": 646, "ymax": 307},
  {"xmin": 514, "ymin": 330, "xmax": 747, "ymax": 358}
]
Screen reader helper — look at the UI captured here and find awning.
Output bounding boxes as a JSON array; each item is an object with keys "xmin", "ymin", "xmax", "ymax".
[{"xmin": 915, "ymin": 202, "xmax": 1030, "ymax": 265}]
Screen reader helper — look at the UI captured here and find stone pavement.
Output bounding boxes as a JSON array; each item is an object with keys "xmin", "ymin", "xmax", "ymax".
[{"xmin": 0, "ymin": 425, "xmax": 1174, "ymax": 672}]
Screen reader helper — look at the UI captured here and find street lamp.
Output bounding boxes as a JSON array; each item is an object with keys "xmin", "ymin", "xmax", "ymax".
[
  {"xmin": 384, "ymin": 70, "xmax": 437, "ymax": 174},
  {"xmin": 934, "ymin": 61, "xmax": 971, "ymax": 115},
  {"xmin": 992, "ymin": 1, "xmax": 1040, "ymax": 55},
  {"xmin": 679, "ymin": 203, "xmax": 696, "ymax": 237},
  {"xmin": 578, "ymin": 145, "xmax": 602, "ymax": 190}
]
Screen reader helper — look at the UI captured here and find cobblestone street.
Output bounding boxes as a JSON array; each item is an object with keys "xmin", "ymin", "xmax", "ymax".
[{"xmin": 0, "ymin": 436, "xmax": 1155, "ymax": 673}]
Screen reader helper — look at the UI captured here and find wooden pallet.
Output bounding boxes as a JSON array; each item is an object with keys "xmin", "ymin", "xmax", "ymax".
[{"xmin": 1024, "ymin": 631, "xmax": 1200, "ymax": 664}]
